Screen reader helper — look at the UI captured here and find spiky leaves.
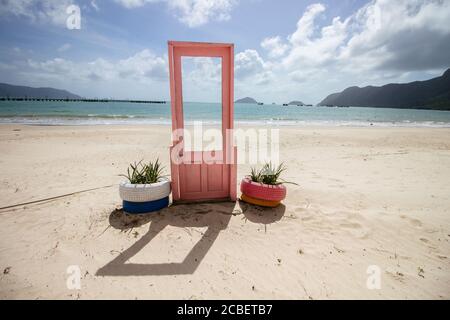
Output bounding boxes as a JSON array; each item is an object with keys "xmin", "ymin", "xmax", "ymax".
[
  {"xmin": 121, "ymin": 158, "xmax": 166, "ymax": 184},
  {"xmin": 249, "ymin": 162, "xmax": 297, "ymax": 185}
]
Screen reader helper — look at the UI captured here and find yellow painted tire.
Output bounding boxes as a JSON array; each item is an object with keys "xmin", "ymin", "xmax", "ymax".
[{"xmin": 241, "ymin": 194, "xmax": 281, "ymax": 207}]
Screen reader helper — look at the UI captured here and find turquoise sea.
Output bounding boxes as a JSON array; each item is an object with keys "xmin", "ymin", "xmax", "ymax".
[{"xmin": 1, "ymin": 101, "xmax": 450, "ymax": 127}]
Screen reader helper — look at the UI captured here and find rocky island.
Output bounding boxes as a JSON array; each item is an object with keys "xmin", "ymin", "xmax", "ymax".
[
  {"xmin": 319, "ymin": 68, "xmax": 450, "ymax": 110},
  {"xmin": 235, "ymin": 97, "xmax": 258, "ymax": 104}
]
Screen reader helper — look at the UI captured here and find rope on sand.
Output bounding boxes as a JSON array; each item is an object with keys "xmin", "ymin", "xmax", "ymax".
[{"xmin": 0, "ymin": 185, "xmax": 115, "ymax": 212}]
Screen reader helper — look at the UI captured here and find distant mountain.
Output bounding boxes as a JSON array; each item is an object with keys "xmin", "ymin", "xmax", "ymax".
[
  {"xmin": 319, "ymin": 68, "xmax": 450, "ymax": 111},
  {"xmin": 0, "ymin": 83, "xmax": 82, "ymax": 99},
  {"xmin": 288, "ymin": 100, "xmax": 305, "ymax": 106},
  {"xmin": 235, "ymin": 97, "xmax": 257, "ymax": 104}
]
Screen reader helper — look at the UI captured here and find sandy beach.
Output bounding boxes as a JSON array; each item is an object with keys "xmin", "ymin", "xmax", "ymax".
[{"xmin": 0, "ymin": 124, "xmax": 449, "ymax": 299}]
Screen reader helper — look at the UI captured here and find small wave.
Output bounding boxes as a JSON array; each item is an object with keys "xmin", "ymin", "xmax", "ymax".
[
  {"xmin": 1, "ymin": 116, "xmax": 450, "ymax": 127},
  {"xmin": 0, "ymin": 116, "xmax": 171, "ymax": 126}
]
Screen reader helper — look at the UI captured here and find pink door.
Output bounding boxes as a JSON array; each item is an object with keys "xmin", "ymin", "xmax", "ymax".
[{"xmin": 168, "ymin": 41, "xmax": 237, "ymax": 203}]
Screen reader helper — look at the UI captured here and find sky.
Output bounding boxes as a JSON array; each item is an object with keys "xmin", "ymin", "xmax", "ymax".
[{"xmin": 0, "ymin": 0, "xmax": 449, "ymax": 104}]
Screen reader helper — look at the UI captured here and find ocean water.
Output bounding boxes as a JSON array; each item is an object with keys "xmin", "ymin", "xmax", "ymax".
[{"xmin": 1, "ymin": 101, "xmax": 450, "ymax": 127}]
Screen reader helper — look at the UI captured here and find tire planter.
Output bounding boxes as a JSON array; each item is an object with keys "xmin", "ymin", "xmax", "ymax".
[
  {"xmin": 119, "ymin": 178, "xmax": 171, "ymax": 214},
  {"xmin": 119, "ymin": 178, "xmax": 171, "ymax": 202},
  {"xmin": 241, "ymin": 194, "xmax": 280, "ymax": 208},
  {"xmin": 123, "ymin": 197, "xmax": 169, "ymax": 214},
  {"xmin": 240, "ymin": 177, "xmax": 286, "ymax": 202}
]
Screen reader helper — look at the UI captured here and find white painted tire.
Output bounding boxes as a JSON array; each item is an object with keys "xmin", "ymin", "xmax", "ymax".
[{"xmin": 119, "ymin": 178, "xmax": 171, "ymax": 202}]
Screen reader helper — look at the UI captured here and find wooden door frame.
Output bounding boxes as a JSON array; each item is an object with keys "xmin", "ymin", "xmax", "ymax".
[{"xmin": 168, "ymin": 41, "xmax": 237, "ymax": 202}]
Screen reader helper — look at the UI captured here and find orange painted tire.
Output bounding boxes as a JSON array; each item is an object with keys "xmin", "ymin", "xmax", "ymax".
[
  {"xmin": 240, "ymin": 177, "xmax": 286, "ymax": 201},
  {"xmin": 241, "ymin": 194, "xmax": 280, "ymax": 207}
]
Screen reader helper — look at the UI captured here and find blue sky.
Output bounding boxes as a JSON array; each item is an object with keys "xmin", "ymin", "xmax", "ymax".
[{"xmin": 0, "ymin": 0, "xmax": 449, "ymax": 103}]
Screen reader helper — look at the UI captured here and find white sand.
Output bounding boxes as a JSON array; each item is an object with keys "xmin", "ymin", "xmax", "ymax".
[{"xmin": 0, "ymin": 124, "xmax": 449, "ymax": 299}]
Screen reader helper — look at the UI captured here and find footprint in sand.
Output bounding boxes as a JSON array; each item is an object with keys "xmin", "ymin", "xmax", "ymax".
[
  {"xmin": 295, "ymin": 207, "xmax": 316, "ymax": 222},
  {"xmin": 340, "ymin": 222, "xmax": 362, "ymax": 229},
  {"xmin": 339, "ymin": 221, "xmax": 371, "ymax": 239},
  {"xmin": 400, "ymin": 215, "xmax": 423, "ymax": 228},
  {"xmin": 417, "ymin": 236, "xmax": 439, "ymax": 250},
  {"xmin": 300, "ymin": 215, "xmax": 315, "ymax": 222}
]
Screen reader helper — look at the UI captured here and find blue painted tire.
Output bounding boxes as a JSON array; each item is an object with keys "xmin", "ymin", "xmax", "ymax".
[{"xmin": 123, "ymin": 197, "xmax": 169, "ymax": 214}]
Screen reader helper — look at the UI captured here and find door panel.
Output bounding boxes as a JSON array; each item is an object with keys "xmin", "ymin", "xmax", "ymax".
[
  {"xmin": 179, "ymin": 151, "xmax": 229, "ymax": 200},
  {"xmin": 182, "ymin": 162, "xmax": 202, "ymax": 193},
  {"xmin": 207, "ymin": 164, "xmax": 223, "ymax": 192}
]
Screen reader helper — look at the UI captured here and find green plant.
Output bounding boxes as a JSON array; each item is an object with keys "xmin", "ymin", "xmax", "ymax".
[
  {"xmin": 121, "ymin": 158, "xmax": 166, "ymax": 184},
  {"xmin": 250, "ymin": 166, "xmax": 262, "ymax": 183},
  {"xmin": 249, "ymin": 162, "xmax": 298, "ymax": 185},
  {"xmin": 260, "ymin": 162, "xmax": 286, "ymax": 185}
]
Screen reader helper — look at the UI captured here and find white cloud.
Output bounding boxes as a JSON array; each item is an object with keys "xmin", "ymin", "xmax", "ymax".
[
  {"xmin": 116, "ymin": 49, "xmax": 167, "ymax": 80},
  {"xmin": 181, "ymin": 57, "xmax": 222, "ymax": 101},
  {"xmin": 115, "ymin": 0, "xmax": 237, "ymax": 27},
  {"xmin": 260, "ymin": 36, "xmax": 289, "ymax": 58},
  {"xmin": 288, "ymin": 3, "xmax": 326, "ymax": 45},
  {"xmin": 283, "ymin": 14, "xmax": 348, "ymax": 70},
  {"xmin": 0, "ymin": 0, "xmax": 74, "ymax": 26},
  {"xmin": 183, "ymin": 57, "xmax": 221, "ymax": 83},
  {"xmin": 114, "ymin": 0, "xmax": 159, "ymax": 9},
  {"xmin": 233, "ymin": 49, "xmax": 274, "ymax": 100},
  {"xmin": 235, "ymin": 49, "xmax": 266, "ymax": 79},
  {"xmin": 26, "ymin": 49, "xmax": 167, "ymax": 83},
  {"xmin": 90, "ymin": 0, "xmax": 100, "ymax": 11},
  {"xmin": 280, "ymin": 0, "xmax": 450, "ymax": 75},
  {"xmin": 10, "ymin": 49, "xmax": 169, "ymax": 99},
  {"xmin": 28, "ymin": 58, "xmax": 75, "ymax": 75},
  {"xmin": 57, "ymin": 43, "xmax": 72, "ymax": 52},
  {"xmin": 239, "ymin": 0, "xmax": 450, "ymax": 103},
  {"xmin": 168, "ymin": 0, "xmax": 236, "ymax": 27},
  {"xmin": 339, "ymin": 0, "xmax": 450, "ymax": 71}
]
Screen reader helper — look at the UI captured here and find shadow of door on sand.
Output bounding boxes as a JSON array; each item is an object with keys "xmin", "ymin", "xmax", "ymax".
[{"xmin": 96, "ymin": 201, "xmax": 239, "ymax": 277}]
